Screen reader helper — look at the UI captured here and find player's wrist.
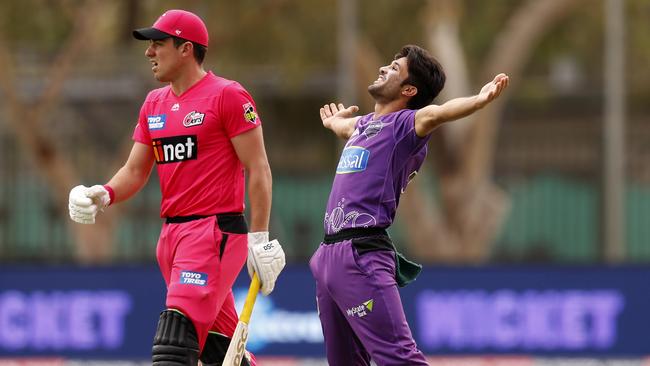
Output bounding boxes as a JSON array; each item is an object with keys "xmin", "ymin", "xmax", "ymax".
[
  {"xmin": 473, "ymin": 94, "xmax": 487, "ymax": 110},
  {"xmin": 103, "ymin": 185, "xmax": 115, "ymax": 206},
  {"xmin": 248, "ymin": 231, "xmax": 269, "ymax": 246}
]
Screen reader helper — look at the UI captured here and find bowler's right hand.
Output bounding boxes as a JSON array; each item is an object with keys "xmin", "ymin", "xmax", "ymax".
[
  {"xmin": 68, "ymin": 185, "xmax": 111, "ymax": 224},
  {"xmin": 319, "ymin": 103, "xmax": 359, "ymax": 139},
  {"xmin": 320, "ymin": 103, "xmax": 359, "ymax": 129}
]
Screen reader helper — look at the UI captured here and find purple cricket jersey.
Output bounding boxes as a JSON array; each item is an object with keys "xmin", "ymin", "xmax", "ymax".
[{"xmin": 324, "ymin": 109, "xmax": 431, "ymax": 234}]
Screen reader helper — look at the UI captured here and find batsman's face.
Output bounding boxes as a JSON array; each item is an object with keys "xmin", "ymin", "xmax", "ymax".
[
  {"xmin": 145, "ymin": 38, "xmax": 183, "ymax": 82},
  {"xmin": 367, "ymin": 57, "xmax": 409, "ymax": 102}
]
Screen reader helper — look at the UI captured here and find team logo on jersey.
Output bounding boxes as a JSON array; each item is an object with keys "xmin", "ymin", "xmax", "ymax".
[
  {"xmin": 243, "ymin": 102, "xmax": 258, "ymax": 124},
  {"xmin": 147, "ymin": 114, "xmax": 167, "ymax": 130},
  {"xmin": 346, "ymin": 299, "xmax": 374, "ymax": 318},
  {"xmin": 180, "ymin": 270, "xmax": 207, "ymax": 286},
  {"xmin": 363, "ymin": 120, "xmax": 384, "ymax": 139},
  {"xmin": 336, "ymin": 146, "xmax": 370, "ymax": 174},
  {"xmin": 152, "ymin": 135, "xmax": 198, "ymax": 164},
  {"xmin": 171, "ymin": 103, "xmax": 180, "ymax": 111},
  {"xmin": 183, "ymin": 111, "xmax": 205, "ymax": 127}
]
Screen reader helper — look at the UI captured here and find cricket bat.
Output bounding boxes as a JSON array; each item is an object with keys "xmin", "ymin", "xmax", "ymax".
[{"xmin": 223, "ymin": 273, "xmax": 261, "ymax": 366}]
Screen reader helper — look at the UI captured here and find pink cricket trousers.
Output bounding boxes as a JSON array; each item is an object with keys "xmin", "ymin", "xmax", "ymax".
[{"xmin": 156, "ymin": 214, "xmax": 248, "ymax": 353}]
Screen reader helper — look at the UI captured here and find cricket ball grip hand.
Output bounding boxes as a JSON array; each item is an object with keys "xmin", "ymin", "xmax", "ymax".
[
  {"xmin": 247, "ymin": 232, "xmax": 286, "ymax": 296},
  {"xmin": 68, "ymin": 185, "xmax": 111, "ymax": 224}
]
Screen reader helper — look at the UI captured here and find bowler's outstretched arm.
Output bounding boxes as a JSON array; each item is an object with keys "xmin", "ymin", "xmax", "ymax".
[{"xmin": 414, "ymin": 73, "xmax": 509, "ymax": 137}]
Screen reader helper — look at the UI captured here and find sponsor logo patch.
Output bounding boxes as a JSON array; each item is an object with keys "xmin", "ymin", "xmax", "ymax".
[
  {"xmin": 243, "ymin": 102, "xmax": 258, "ymax": 124},
  {"xmin": 346, "ymin": 299, "xmax": 374, "ymax": 318},
  {"xmin": 336, "ymin": 146, "xmax": 370, "ymax": 174},
  {"xmin": 152, "ymin": 135, "xmax": 198, "ymax": 164},
  {"xmin": 180, "ymin": 270, "xmax": 208, "ymax": 286},
  {"xmin": 183, "ymin": 111, "xmax": 205, "ymax": 127},
  {"xmin": 147, "ymin": 114, "xmax": 167, "ymax": 130},
  {"xmin": 171, "ymin": 103, "xmax": 180, "ymax": 111}
]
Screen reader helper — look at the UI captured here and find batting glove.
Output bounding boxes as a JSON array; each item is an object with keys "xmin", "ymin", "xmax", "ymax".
[
  {"xmin": 68, "ymin": 185, "xmax": 111, "ymax": 224},
  {"xmin": 247, "ymin": 232, "xmax": 286, "ymax": 295}
]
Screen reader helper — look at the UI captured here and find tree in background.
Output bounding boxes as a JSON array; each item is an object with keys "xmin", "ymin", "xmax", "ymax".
[
  {"xmin": 2, "ymin": 0, "xmax": 649, "ymax": 264},
  {"xmin": 350, "ymin": 0, "xmax": 585, "ymax": 262},
  {"xmin": 409, "ymin": 0, "xmax": 585, "ymax": 262},
  {"xmin": 0, "ymin": 0, "xmax": 117, "ymax": 263}
]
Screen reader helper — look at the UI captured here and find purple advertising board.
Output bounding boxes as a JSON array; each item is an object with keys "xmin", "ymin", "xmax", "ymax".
[{"xmin": 0, "ymin": 265, "xmax": 648, "ymax": 358}]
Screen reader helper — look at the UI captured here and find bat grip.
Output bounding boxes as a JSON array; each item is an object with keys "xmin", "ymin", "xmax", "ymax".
[{"xmin": 240, "ymin": 273, "xmax": 261, "ymax": 324}]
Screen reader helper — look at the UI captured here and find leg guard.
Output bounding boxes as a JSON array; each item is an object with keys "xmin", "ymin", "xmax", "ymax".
[
  {"xmin": 200, "ymin": 332, "xmax": 251, "ymax": 366},
  {"xmin": 152, "ymin": 310, "xmax": 200, "ymax": 366}
]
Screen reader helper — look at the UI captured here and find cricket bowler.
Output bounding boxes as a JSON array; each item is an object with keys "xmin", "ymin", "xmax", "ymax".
[{"xmin": 310, "ymin": 44, "xmax": 509, "ymax": 365}]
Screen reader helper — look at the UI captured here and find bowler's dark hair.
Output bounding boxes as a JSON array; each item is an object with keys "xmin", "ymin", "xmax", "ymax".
[
  {"xmin": 172, "ymin": 37, "xmax": 207, "ymax": 64},
  {"xmin": 395, "ymin": 45, "xmax": 446, "ymax": 109}
]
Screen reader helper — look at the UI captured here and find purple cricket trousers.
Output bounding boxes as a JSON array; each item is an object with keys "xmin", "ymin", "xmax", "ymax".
[{"xmin": 309, "ymin": 239, "xmax": 428, "ymax": 366}]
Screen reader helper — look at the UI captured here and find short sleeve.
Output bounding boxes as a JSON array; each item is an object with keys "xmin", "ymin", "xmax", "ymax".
[
  {"xmin": 393, "ymin": 109, "xmax": 428, "ymax": 149},
  {"xmin": 132, "ymin": 103, "xmax": 151, "ymax": 144},
  {"xmin": 220, "ymin": 83, "xmax": 262, "ymax": 138}
]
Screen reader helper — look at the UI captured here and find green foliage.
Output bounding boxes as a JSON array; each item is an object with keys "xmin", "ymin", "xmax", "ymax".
[
  {"xmin": 627, "ymin": 0, "xmax": 650, "ymax": 105},
  {"xmin": 1, "ymin": 0, "xmax": 647, "ymax": 103},
  {"xmin": 533, "ymin": 2, "xmax": 603, "ymax": 87},
  {"xmin": 358, "ymin": 0, "xmax": 427, "ymax": 56},
  {"xmin": 460, "ymin": 0, "xmax": 521, "ymax": 74},
  {"xmin": 0, "ymin": 0, "xmax": 77, "ymax": 50},
  {"xmin": 214, "ymin": 0, "xmax": 338, "ymax": 86},
  {"xmin": 1, "ymin": 0, "xmax": 650, "ymax": 264}
]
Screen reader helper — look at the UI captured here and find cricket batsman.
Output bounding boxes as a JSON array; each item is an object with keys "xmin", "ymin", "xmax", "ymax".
[{"xmin": 67, "ymin": 9, "xmax": 285, "ymax": 365}]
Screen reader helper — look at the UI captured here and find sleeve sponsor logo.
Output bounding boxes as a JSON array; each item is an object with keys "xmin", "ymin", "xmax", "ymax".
[
  {"xmin": 243, "ymin": 102, "xmax": 258, "ymax": 124},
  {"xmin": 152, "ymin": 135, "xmax": 198, "ymax": 164},
  {"xmin": 182, "ymin": 111, "xmax": 205, "ymax": 127},
  {"xmin": 147, "ymin": 114, "xmax": 167, "ymax": 130},
  {"xmin": 179, "ymin": 270, "xmax": 208, "ymax": 286},
  {"xmin": 336, "ymin": 146, "xmax": 370, "ymax": 174}
]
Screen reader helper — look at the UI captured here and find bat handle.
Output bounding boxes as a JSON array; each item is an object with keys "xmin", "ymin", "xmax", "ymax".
[
  {"xmin": 240, "ymin": 273, "xmax": 261, "ymax": 324},
  {"xmin": 223, "ymin": 273, "xmax": 261, "ymax": 365}
]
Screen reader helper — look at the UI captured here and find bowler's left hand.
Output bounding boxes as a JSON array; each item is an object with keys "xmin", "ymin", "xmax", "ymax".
[{"xmin": 476, "ymin": 73, "xmax": 509, "ymax": 108}]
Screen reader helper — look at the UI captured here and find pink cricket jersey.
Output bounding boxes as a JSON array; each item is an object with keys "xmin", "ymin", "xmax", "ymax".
[{"xmin": 132, "ymin": 71, "xmax": 261, "ymax": 217}]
